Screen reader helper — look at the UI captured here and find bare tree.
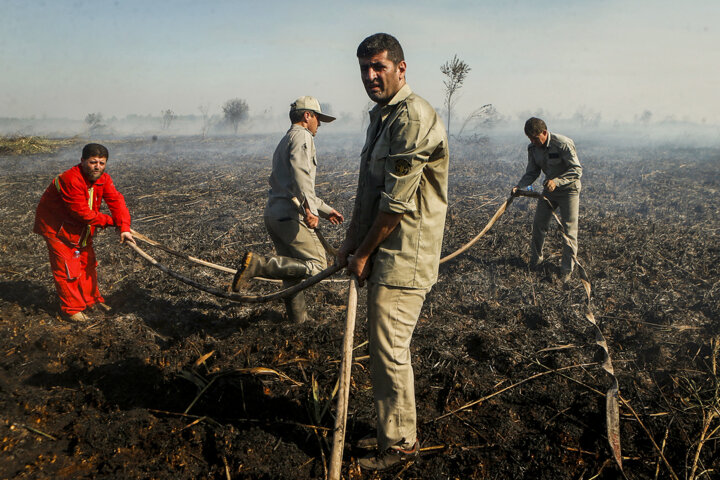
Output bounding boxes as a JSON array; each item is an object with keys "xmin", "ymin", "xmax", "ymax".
[
  {"xmin": 161, "ymin": 109, "xmax": 176, "ymax": 130},
  {"xmin": 222, "ymin": 98, "xmax": 249, "ymax": 134},
  {"xmin": 440, "ymin": 55, "xmax": 471, "ymax": 139},
  {"xmin": 638, "ymin": 110, "xmax": 653, "ymax": 124},
  {"xmin": 198, "ymin": 105, "xmax": 211, "ymax": 138},
  {"xmin": 85, "ymin": 112, "xmax": 104, "ymax": 134}
]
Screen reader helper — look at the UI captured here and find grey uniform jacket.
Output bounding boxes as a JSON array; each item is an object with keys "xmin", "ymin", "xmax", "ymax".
[
  {"xmin": 517, "ymin": 132, "xmax": 582, "ymax": 191},
  {"xmin": 265, "ymin": 124, "xmax": 333, "ymax": 219}
]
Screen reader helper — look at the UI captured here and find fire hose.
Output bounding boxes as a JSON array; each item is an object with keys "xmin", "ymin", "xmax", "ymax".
[
  {"xmin": 511, "ymin": 190, "xmax": 622, "ymax": 470},
  {"xmin": 126, "ymin": 238, "xmax": 342, "ymax": 304},
  {"xmin": 126, "ymin": 193, "xmax": 519, "ymax": 302},
  {"xmin": 125, "ymin": 190, "xmax": 622, "ymax": 472}
]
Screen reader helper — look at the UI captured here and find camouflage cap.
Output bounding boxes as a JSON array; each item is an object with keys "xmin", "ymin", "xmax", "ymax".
[{"xmin": 290, "ymin": 96, "xmax": 336, "ymax": 123}]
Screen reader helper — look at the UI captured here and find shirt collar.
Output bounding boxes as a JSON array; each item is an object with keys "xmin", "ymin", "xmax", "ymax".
[
  {"xmin": 370, "ymin": 83, "xmax": 413, "ymax": 118},
  {"xmin": 289, "ymin": 123, "xmax": 314, "ymax": 136},
  {"xmin": 544, "ymin": 132, "xmax": 552, "ymax": 148},
  {"xmin": 386, "ymin": 83, "xmax": 412, "ymax": 106}
]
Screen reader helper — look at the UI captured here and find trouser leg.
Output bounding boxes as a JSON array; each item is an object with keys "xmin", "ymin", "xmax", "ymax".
[
  {"xmin": 265, "ymin": 216, "xmax": 327, "ymax": 275},
  {"xmin": 530, "ymin": 198, "xmax": 554, "ymax": 265},
  {"xmin": 265, "ymin": 216, "xmax": 327, "ymax": 321},
  {"xmin": 45, "ymin": 238, "xmax": 87, "ymax": 315},
  {"xmin": 79, "ymin": 245, "xmax": 104, "ymax": 307},
  {"xmin": 367, "ymin": 282, "xmax": 428, "ymax": 450},
  {"xmin": 558, "ymin": 189, "xmax": 580, "ymax": 273},
  {"xmin": 282, "ymin": 280, "xmax": 308, "ymax": 323}
]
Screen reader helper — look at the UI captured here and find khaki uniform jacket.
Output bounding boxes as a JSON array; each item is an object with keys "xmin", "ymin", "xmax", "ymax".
[
  {"xmin": 354, "ymin": 84, "xmax": 449, "ymax": 289},
  {"xmin": 265, "ymin": 125, "xmax": 333, "ymax": 219},
  {"xmin": 517, "ymin": 132, "xmax": 582, "ymax": 190}
]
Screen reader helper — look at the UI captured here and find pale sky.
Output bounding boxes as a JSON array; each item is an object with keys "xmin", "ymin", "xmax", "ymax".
[{"xmin": 2, "ymin": 0, "xmax": 718, "ymax": 124}]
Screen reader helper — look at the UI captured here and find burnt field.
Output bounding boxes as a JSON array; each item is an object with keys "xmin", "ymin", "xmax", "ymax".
[{"xmin": 1, "ymin": 134, "xmax": 719, "ymax": 479}]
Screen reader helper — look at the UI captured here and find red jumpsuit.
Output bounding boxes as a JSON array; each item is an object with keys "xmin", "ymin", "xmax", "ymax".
[{"xmin": 34, "ymin": 164, "xmax": 131, "ymax": 315}]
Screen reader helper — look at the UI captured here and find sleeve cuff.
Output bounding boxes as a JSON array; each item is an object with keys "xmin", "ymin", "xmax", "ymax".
[
  {"xmin": 318, "ymin": 201, "xmax": 333, "ymax": 216},
  {"xmin": 379, "ymin": 191, "xmax": 416, "ymax": 214},
  {"xmin": 307, "ymin": 203, "xmax": 320, "ymax": 216}
]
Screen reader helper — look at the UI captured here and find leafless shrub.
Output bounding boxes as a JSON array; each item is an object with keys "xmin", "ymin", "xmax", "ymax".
[{"xmin": 456, "ymin": 104, "xmax": 498, "ymax": 139}]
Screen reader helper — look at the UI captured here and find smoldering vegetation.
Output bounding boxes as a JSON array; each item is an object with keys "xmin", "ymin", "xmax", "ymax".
[
  {"xmin": 3, "ymin": 111, "xmax": 720, "ymax": 148},
  {"xmin": 1, "ymin": 134, "xmax": 719, "ymax": 479}
]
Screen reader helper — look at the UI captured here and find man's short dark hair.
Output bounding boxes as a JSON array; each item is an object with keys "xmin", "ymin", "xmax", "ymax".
[
  {"xmin": 82, "ymin": 143, "xmax": 109, "ymax": 160},
  {"xmin": 289, "ymin": 109, "xmax": 313, "ymax": 124},
  {"xmin": 524, "ymin": 117, "xmax": 547, "ymax": 137},
  {"xmin": 357, "ymin": 33, "xmax": 404, "ymax": 64}
]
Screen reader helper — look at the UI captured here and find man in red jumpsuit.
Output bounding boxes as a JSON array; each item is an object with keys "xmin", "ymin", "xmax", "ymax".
[{"xmin": 34, "ymin": 143, "xmax": 134, "ymax": 322}]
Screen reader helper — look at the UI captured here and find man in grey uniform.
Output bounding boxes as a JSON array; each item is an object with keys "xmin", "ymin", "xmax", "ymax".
[
  {"xmin": 232, "ymin": 96, "xmax": 343, "ymax": 323},
  {"xmin": 338, "ymin": 33, "xmax": 449, "ymax": 471},
  {"xmin": 512, "ymin": 117, "xmax": 582, "ymax": 282}
]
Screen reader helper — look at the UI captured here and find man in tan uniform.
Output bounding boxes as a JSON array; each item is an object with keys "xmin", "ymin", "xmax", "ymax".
[
  {"xmin": 337, "ymin": 33, "xmax": 449, "ymax": 471},
  {"xmin": 512, "ymin": 117, "xmax": 582, "ymax": 282},
  {"xmin": 232, "ymin": 96, "xmax": 343, "ymax": 323}
]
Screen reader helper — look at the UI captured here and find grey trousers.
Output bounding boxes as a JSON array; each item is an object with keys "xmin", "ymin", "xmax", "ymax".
[
  {"xmin": 367, "ymin": 282, "xmax": 429, "ymax": 450},
  {"xmin": 530, "ymin": 181, "xmax": 581, "ymax": 273}
]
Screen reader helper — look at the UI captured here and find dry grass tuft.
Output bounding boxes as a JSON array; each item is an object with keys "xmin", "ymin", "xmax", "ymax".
[{"xmin": 0, "ymin": 135, "xmax": 78, "ymax": 156}]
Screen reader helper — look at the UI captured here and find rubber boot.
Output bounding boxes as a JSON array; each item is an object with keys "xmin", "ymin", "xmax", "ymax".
[
  {"xmin": 283, "ymin": 289, "xmax": 310, "ymax": 324},
  {"xmin": 529, "ymin": 254, "xmax": 544, "ymax": 271},
  {"xmin": 231, "ymin": 252, "xmax": 308, "ymax": 292},
  {"xmin": 560, "ymin": 269, "xmax": 572, "ymax": 289}
]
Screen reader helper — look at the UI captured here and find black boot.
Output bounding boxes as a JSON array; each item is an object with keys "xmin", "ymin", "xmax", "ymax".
[
  {"xmin": 231, "ymin": 252, "xmax": 308, "ymax": 292},
  {"xmin": 283, "ymin": 290, "xmax": 311, "ymax": 323}
]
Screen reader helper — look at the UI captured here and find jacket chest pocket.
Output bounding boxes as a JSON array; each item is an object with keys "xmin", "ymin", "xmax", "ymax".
[
  {"xmin": 545, "ymin": 152, "xmax": 562, "ymax": 168},
  {"xmin": 369, "ymin": 141, "xmax": 389, "ymax": 182}
]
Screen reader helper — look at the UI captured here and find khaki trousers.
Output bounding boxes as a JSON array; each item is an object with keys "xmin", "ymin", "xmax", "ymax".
[
  {"xmin": 530, "ymin": 182, "xmax": 581, "ymax": 273},
  {"xmin": 264, "ymin": 216, "xmax": 327, "ymax": 276},
  {"xmin": 265, "ymin": 216, "xmax": 327, "ymax": 320},
  {"xmin": 367, "ymin": 282, "xmax": 429, "ymax": 450}
]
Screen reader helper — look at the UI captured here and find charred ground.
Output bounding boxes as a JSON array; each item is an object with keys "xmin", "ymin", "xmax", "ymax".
[{"xmin": 1, "ymin": 135, "xmax": 719, "ymax": 479}]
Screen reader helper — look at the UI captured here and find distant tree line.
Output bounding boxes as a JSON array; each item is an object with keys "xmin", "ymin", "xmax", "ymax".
[{"xmin": 78, "ymin": 73, "xmax": 669, "ymax": 140}]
